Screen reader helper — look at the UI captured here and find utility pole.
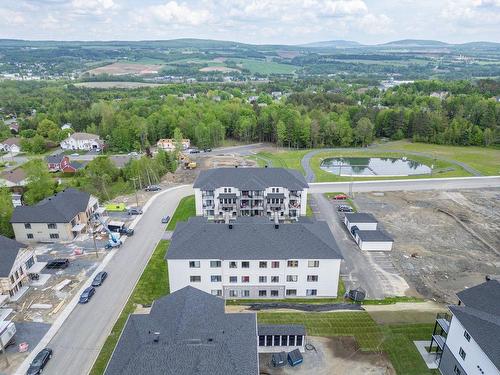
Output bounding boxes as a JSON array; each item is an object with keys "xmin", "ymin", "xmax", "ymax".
[
  {"xmin": 131, "ymin": 177, "xmax": 139, "ymax": 207},
  {"xmin": 91, "ymin": 225, "xmax": 99, "ymax": 259}
]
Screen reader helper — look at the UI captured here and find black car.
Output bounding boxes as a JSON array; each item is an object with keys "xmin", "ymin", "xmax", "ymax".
[
  {"xmin": 92, "ymin": 271, "xmax": 108, "ymax": 287},
  {"xmin": 79, "ymin": 286, "xmax": 96, "ymax": 303},
  {"xmin": 161, "ymin": 215, "xmax": 170, "ymax": 224},
  {"xmin": 189, "ymin": 148, "xmax": 200, "ymax": 154},
  {"xmin": 45, "ymin": 259, "xmax": 70, "ymax": 269},
  {"xmin": 145, "ymin": 185, "xmax": 161, "ymax": 192},
  {"xmin": 337, "ymin": 205, "xmax": 354, "ymax": 212},
  {"xmin": 26, "ymin": 348, "xmax": 52, "ymax": 375},
  {"xmin": 203, "ymin": 148, "xmax": 212, "ymax": 152},
  {"xmin": 119, "ymin": 227, "xmax": 134, "ymax": 236},
  {"xmin": 127, "ymin": 207, "xmax": 143, "ymax": 215}
]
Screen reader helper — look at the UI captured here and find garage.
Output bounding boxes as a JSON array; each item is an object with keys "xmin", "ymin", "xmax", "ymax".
[
  {"xmin": 355, "ymin": 230, "xmax": 394, "ymax": 251},
  {"xmin": 344, "ymin": 213, "xmax": 378, "ymax": 231}
]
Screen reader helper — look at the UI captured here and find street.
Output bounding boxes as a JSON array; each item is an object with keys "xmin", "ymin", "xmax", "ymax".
[{"xmin": 14, "ymin": 185, "xmax": 193, "ymax": 375}]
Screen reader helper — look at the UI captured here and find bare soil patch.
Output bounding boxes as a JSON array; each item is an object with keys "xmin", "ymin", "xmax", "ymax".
[
  {"xmin": 74, "ymin": 82, "xmax": 164, "ymax": 89},
  {"xmin": 199, "ymin": 66, "xmax": 240, "ymax": 73},
  {"xmin": 87, "ymin": 62, "xmax": 163, "ymax": 76}
]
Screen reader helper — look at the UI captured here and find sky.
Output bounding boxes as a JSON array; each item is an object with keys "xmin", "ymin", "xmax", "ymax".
[{"xmin": 0, "ymin": 0, "xmax": 499, "ymax": 45}]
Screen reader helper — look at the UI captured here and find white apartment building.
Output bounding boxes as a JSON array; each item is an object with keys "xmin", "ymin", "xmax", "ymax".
[
  {"xmin": 193, "ymin": 167, "xmax": 309, "ymax": 220},
  {"xmin": 166, "ymin": 217, "xmax": 343, "ymax": 299},
  {"xmin": 60, "ymin": 132, "xmax": 103, "ymax": 151},
  {"xmin": 431, "ymin": 279, "xmax": 499, "ymax": 375}
]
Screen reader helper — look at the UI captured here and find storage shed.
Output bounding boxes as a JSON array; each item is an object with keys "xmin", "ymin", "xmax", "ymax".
[
  {"xmin": 344, "ymin": 213, "xmax": 378, "ymax": 231},
  {"xmin": 258, "ymin": 324, "xmax": 306, "ymax": 353},
  {"xmin": 355, "ymin": 230, "xmax": 394, "ymax": 251}
]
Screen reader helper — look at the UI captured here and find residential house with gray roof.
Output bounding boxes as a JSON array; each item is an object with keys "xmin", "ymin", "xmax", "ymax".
[
  {"xmin": 10, "ymin": 188, "xmax": 99, "ymax": 242},
  {"xmin": 193, "ymin": 167, "xmax": 309, "ymax": 220},
  {"xmin": 166, "ymin": 217, "xmax": 342, "ymax": 299},
  {"xmin": 430, "ymin": 278, "xmax": 500, "ymax": 375}
]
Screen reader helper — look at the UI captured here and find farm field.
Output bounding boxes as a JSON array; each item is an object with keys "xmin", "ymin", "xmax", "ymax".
[
  {"xmin": 86, "ymin": 62, "xmax": 164, "ymax": 76},
  {"xmin": 74, "ymin": 81, "xmax": 165, "ymax": 89}
]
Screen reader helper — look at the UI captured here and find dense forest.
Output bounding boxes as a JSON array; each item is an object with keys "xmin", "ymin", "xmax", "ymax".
[{"xmin": 0, "ymin": 79, "xmax": 499, "ymax": 152}]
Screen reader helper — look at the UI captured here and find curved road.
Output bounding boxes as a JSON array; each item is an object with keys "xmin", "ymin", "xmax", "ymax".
[
  {"xmin": 15, "ymin": 185, "xmax": 193, "ymax": 375},
  {"xmin": 301, "ymin": 147, "xmax": 483, "ymax": 183}
]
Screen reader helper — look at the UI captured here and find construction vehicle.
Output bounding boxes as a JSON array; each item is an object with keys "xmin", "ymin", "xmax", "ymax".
[
  {"xmin": 92, "ymin": 214, "xmax": 122, "ymax": 249},
  {"xmin": 179, "ymin": 152, "xmax": 197, "ymax": 170}
]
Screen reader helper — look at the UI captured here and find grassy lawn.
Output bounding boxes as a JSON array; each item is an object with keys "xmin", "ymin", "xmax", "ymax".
[
  {"xmin": 166, "ymin": 195, "xmax": 195, "ymax": 230},
  {"xmin": 89, "ymin": 240, "xmax": 170, "ymax": 375},
  {"xmin": 254, "ymin": 150, "xmax": 311, "ymax": 174},
  {"xmin": 378, "ymin": 140, "xmax": 500, "ymax": 175},
  {"xmin": 257, "ymin": 311, "xmax": 437, "ymax": 375}
]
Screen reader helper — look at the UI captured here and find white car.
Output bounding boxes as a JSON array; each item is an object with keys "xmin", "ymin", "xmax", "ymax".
[{"xmin": 71, "ymin": 153, "xmax": 79, "ymax": 156}]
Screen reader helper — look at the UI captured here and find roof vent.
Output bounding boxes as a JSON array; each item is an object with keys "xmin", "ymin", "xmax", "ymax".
[
  {"xmin": 229, "ymin": 223, "xmax": 233, "ymax": 229},
  {"xmin": 152, "ymin": 331, "xmax": 160, "ymax": 343},
  {"xmin": 265, "ymin": 165, "xmax": 268, "ymax": 168},
  {"xmin": 235, "ymin": 165, "xmax": 238, "ymax": 168},
  {"xmin": 208, "ymin": 338, "xmax": 213, "ymax": 342}
]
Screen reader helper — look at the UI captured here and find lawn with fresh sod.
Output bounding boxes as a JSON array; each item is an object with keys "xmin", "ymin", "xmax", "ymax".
[
  {"xmin": 254, "ymin": 150, "xmax": 311, "ymax": 174},
  {"xmin": 89, "ymin": 240, "xmax": 170, "ymax": 375},
  {"xmin": 166, "ymin": 194, "xmax": 195, "ymax": 230}
]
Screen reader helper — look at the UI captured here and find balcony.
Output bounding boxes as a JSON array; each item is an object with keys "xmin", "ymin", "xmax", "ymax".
[{"xmin": 220, "ymin": 203, "xmax": 237, "ymax": 209}]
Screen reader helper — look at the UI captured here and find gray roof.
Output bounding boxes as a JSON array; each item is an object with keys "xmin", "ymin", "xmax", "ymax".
[
  {"xmin": 456, "ymin": 279, "xmax": 500, "ymax": 315},
  {"xmin": 167, "ymin": 217, "xmax": 343, "ymax": 260},
  {"xmin": 46, "ymin": 154, "xmax": 64, "ymax": 164},
  {"xmin": 0, "ymin": 235, "xmax": 27, "ymax": 277},
  {"xmin": 356, "ymin": 230, "xmax": 393, "ymax": 242},
  {"xmin": 258, "ymin": 324, "xmax": 306, "ymax": 336},
  {"xmin": 194, "ymin": 168, "xmax": 308, "ymax": 191},
  {"xmin": 105, "ymin": 286, "xmax": 258, "ymax": 375},
  {"xmin": 11, "ymin": 188, "xmax": 91, "ymax": 223},
  {"xmin": 344, "ymin": 213, "xmax": 378, "ymax": 223}
]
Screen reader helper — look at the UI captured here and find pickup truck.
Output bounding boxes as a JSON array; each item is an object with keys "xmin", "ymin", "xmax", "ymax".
[{"xmin": 46, "ymin": 259, "xmax": 70, "ymax": 269}]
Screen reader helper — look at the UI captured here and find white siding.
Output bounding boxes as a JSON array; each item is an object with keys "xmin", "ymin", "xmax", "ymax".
[
  {"xmin": 194, "ymin": 188, "xmax": 203, "ymax": 216},
  {"xmin": 358, "ymin": 239, "xmax": 393, "ymax": 251},
  {"xmin": 344, "ymin": 217, "xmax": 378, "ymax": 231}
]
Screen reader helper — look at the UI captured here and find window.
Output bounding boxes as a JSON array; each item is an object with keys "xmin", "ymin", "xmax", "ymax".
[
  {"xmin": 10, "ymin": 276, "xmax": 14, "ymax": 284},
  {"xmin": 271, "ymin": 276, "xmax": 279, "ymax": 283},
  {"xmin": 287, "ymin": 260, "xmax": 298, "ymax": 267},
  {"xmin": 242, "ymin": 290, "xmax": 250, "ymax": 297},
  {"xmin": 271, "ymin": 261, "xmax": 280, "ymax": 268},
  {"xmin": 286, "ymin": 289, "xmax": 297, "ymax": 296},
  {"xmin": 48, "ymin": 223, "xmax": 57, "ymax": 229},
  {"xmin": 463, "ymin": 331, "xmax": 470, "ymax": 342},
  {"xmin": 459, "ymin": 347, "xmax": 466, "ymax": 360},
  {"xmin": 229, "ymin": 276, "xmax": 237, "ymax": 283},
  {"xmin": 241, "ymin": 276, "xmax": 250, "ymax": 283},
  {"xmin": 189, "ymin": 276, "xmax": 201, "ymax": 282},
  {"xmin": 259, "ymin": 336, "xmax": 266, "ymax": 346},
  {"xmin": 266, "ymin": 335, "xmax": 272, "ymax": 346},
  {"xmin": 189, "ymin": 261, "xmax": 200, "ymax": 268},
  {"xmin": 273, "ymin": 335, "xmax": 280, "ymax": 346},
  {"xmin": 229, "ymin": 261, "xmax": 237, "ymax": 268},
  {"xmin": 210, "ymin": 261, "xmax": 221, "ymax": 268},
  {"xmin": 259, "ymin": 290, "xmax": 267, "ymax": 297},
  {"xmin": 49, "ymin": 233, "xmax": 59, "ymax": 239},
  {"xmin": 453, "ymin": 365, "xmax": 461, "ymax": 375},
  {"xmin": 271, "ymin": 290, "xmax": 279, "ymax": 297},
  {"xmin": 286, "ymin": 275, "xmax": 298, "ymax": 282},
  {"xmin": 306, "ymin": 289, "xmax": 317, "ymax": 296},
  {"xmin": 259, "ymin": 261, "xmax": 267, "ymax": 268},
  {"xmin": 307, "ymin": 275, "xmax": 319, "ymax": 282},
  {"xmin": 211, "ymin": 275, "xmax": 222, "ymax": 282},
  {"xmin": 259, "ymin": 276, "xmax": 267, "ymax": 283},
  {"xmin": 24, "ymin": 223, "xmax": 31, "ymax": 229},
  {"xmin": 27, "ymin": 234, "xmax": 34, "ymax": 239},
  {"xmin": 241, "ymin": 261, "xmax": 250, "ymax": 268},
  {"xmin": 19, "ymin": 267, "xmax": 23, "ymax": 276},
  {"xmin": 211, "ymin": 290, "xmax": 222, "ymax": 297},
  {"xmin": 289, "ymin": 335, "xmax": 296, "ymax": 346},
  {"xmin": 297, "ymin": 335, "xmax": 303, "ymax": 346},
  {"xmin": 308, "ymin": 260, "xmax": 320, "ymax": 267},
  {"xmin": 25, "ymin": 256, "xmax": 35, "ymax": 269},
  {"xmin": 229, "ymin": 290, "xmax": 238, "ymax": 297}
]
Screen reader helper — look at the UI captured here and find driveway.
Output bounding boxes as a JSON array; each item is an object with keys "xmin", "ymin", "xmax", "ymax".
[{"xmin": 14, "ymin": 185, "xmax": 193, "ymax": 375}]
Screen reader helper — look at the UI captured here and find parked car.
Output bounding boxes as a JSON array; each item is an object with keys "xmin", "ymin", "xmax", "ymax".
[
  {"xmin": 337, "ymin": 205, "xmax": 353, "ymax": 212},
  {"xmin": 333, "ymin": 194, "xmax": 348, "ymax": 200},
  {"xmin": 189, "ymin": 148, "xmax": 200, "ymax": 154},
  {"xmin": 70, "ymin": 153, "xmax": 79, "ymax": 156},
  {"xmin": 119, "ymin": 227, "xmax": 134, "ymax": 236},
  {"xmin": 79, "ymin": 286, "xmax": 96, "ymax": 304},
  {"xmin": 91, "ymin": 271, "xmax": 108, "ymax": 287},
  {"xmin": 145, "ymin": 185, "xmax": 161, "ymax": 192},
  {"xmin": 128, "ymin": 152, "xmax": 138, "ymax": 156},
  {"xmin": 45, "ymin": 259, "xmax": 69, "ymax": 269},
  {"xmin": 26, "ymin": 348, "xmax": 53, "ymax": 375},
  {"xmin": 161, "ymin": 215, "xmax": 170, "ymax": 224},
  {"xmin": 128, "ymin": 207, "xmax": 143, "ymax": 215},
  {"xmin": 203, "ymin": 148, "xmax": 212, "ymax": 152}
]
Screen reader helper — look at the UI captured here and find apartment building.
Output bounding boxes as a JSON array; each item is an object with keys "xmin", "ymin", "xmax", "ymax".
[
  {"xmin": 11, "ymin": 188, "xmax": 99, "ymax": 242},
  {"xmin": 193, "ymin": 167, "xmax": 309, "ymax": 220},
  {"xmin": 166, "ymin": 217, "xmax": 342, "ymax": 299},
  {"xmin": 430, "ymin": 278, "xmax": 499, "ymax": 375},
  {"xmin": 156, "ymin": 138, "xmax": 190, "ymax": 151}
]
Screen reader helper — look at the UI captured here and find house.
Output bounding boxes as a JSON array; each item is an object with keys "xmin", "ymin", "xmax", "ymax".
[
  {"xmin": 10, "ymin": 188, "xmax": 99, "ymax": 242},
  {"xmin": 166, "ymin": 217, "xmax": 343, "ymax": 299},
  {"xmin": 46, "ymin": 154, "xmax": 86, "ymax": 173},
  {"xmin": 61, "ymin": 123, "xmax": 72, "ymax": 131},
  {"xmin": 156, "ymin": 138, "xmax": 190, "ymax": 151},
  {"xmin": 0, "ymin": 235, "xmax": 41, "ymax": 300},
  {"xmin": 344, "ymin": 213, "xmax": 378, "ymax": 231},
  {"xmin": 0, "ymin": 138, "xmax": 21, "ymax": 154},
  {"xmin": 0, "ymin": 168, "xmax": 28, "ymax": 187},
  {"xmin": 104, "ymin": 286, "xmax": 259, "ymax": 375},
  {"xmin": 430, "ymin": 278, "xmax": 499, "ymax": 375},
  {"xmin": 354, "ymin": 230, "xmax": 394, "ymax": 251},
  {"xmin": 193, "ymin": 167, "xmax": 309, "ymax": 220},
  {"xmin": 430, "ymin": 91, "xmax": 449, "ymax": 100},
  {"xmin": 60, "ymin": 132, "xmax": 103, "ymax": 151}
]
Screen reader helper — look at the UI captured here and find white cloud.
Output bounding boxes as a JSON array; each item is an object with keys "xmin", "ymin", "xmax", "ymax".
[
  {"xmin": 323, "ymin": 0, "xmax": 368, "ymax": 17},
  {"xmin": 142, "ymin": 1, "xmax": 212, "ymax": 26},
  {"xmin": 71, "ymin": 0, "xmax": 117, "ymax": 16},
  {"xmin": 358, "ymin": 13, "xmax": 393, "ymax": 34},
  {"xmin": 0, "ymin": 8, "xmax": 25, "ymax": 25}
]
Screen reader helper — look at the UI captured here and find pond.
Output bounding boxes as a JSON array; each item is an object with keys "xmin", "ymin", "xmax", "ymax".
[{"xmin": 320, "ymin": 157, "xmax": 432, "ymax": 177}]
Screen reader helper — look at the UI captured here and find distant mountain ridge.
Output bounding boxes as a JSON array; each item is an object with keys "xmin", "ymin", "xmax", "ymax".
[{"xmin": 298, "ymin": 40, "xmax": 362, "ymax": 48}]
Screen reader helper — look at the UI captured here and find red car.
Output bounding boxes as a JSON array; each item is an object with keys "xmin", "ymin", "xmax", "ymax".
[{"xmin": 333, "ymin": 194, "xmax": 348, "ymax": 200}]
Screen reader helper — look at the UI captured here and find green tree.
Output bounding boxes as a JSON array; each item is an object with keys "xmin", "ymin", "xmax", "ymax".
[
  {"xmin": 354, "ymin": 117, "xmax": 374, "ymax": 147},
  {"xmin": 0, "ymin": 187, "xmax": 14, "ymax": 238},
  {"xmin": 24, "ymin": 160, "xmax": 56, "ymax": 205},
  {"xmin": 37, "ymin": 119, "xmax": 58, "ymax": 138}
]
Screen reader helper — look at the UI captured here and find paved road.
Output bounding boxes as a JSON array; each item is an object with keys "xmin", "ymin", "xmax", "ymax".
[{"xmin": 16, "ymin": 185, "xmax": 193, "ymax": 375}]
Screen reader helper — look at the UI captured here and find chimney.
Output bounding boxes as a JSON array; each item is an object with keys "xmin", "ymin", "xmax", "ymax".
[
  {"xmin": 153, "ymin": 331, "xmax": 160, "ymax": 343},
  {"xmin": 274, "ymin": 211, "xmax": 279, "ymax": 229}
]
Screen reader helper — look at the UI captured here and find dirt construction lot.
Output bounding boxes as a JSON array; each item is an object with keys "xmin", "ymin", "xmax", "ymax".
[
  {"xmin": 353, "ymin": 188, "xmax": 500, "ymax": 303},
  {"xmin": 260, "ymin": 336, "xmax": 395, "ymax": 375}
]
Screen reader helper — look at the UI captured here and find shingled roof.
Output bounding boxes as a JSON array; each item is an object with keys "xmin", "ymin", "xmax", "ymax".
[
  {"xmin": 11, "ymin": 188, "xmax": 91, "ymax": 223},
  {"xmin": 0, "ymin": 235, "xmax": 27, "ymax": 277},
  {"xmin": 193, "ymin": 167, "xmax": 308, "ymax": 191},
  {"xmin": 167, "ymin": 217, "xmax": 343, "ymax": 260},
  {"xmin": 449, "ymin": 280, "xmax": 500, "ymax": 369},
  {"xmin": 104, "ymin": 286, "xmax": 258, "ymax": 375}
]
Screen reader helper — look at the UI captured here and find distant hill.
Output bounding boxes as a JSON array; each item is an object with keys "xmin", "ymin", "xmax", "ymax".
[
  {"xmin": 380, "ymin": 39, "xmax": 450, "ymax": 47},
  {"xmin": 299, "ymin": 40, "xmax": 362, "ymax": 48}
]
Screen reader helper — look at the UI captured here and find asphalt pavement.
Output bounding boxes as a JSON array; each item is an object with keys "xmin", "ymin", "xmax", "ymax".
[{"xmin": 15, "ymin": 185, "xmax": 193, "ymax": 375}]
